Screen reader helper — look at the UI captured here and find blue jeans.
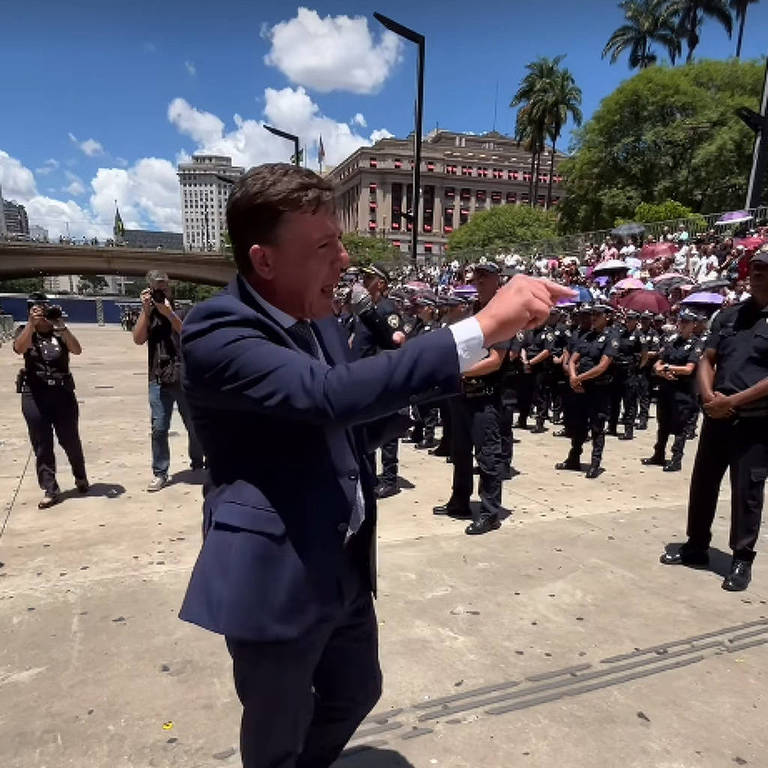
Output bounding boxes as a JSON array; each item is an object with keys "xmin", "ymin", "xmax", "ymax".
[{"xmin": 148, "ymin": 381, "xmax": 204, "ymax": 477}]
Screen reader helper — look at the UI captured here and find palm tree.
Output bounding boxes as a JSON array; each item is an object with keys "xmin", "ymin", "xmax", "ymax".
[
  {"xmin": 511, "ymin": 56, "xmax": 583, "ymax": 209},
  {"xmin": 730, "ymin": 0, "xmax": 760, "ymax": 57},
  {"xmin": 603, "ymin": 0, "xmax": 681, "ymax": 69},
  {"xmin": 667, "ymin": 0, "xmax": 733, "ymax": 62}
]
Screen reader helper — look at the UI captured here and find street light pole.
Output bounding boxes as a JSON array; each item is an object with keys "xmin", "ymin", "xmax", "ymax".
[
  {"xmin": 738, "ymin": 55, "xmax": 768, "ymax": 210},
  {"xmin": 374, "ymin": 12, "xmax": 424, "ymax": 266},
  {"xmin": 264, "ymin": 125, "xmax": 301, "ymax": 167}
]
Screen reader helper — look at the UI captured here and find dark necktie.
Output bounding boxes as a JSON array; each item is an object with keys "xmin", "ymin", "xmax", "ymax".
[{"xmin": 287, "ymin": 320, "xmax": 319, "ymax": 358}]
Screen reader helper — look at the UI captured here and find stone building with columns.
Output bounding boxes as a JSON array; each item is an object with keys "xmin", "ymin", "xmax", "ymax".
[{"xmin": 326, "ymin": 129, "xmax": 567, "ymax": 261}]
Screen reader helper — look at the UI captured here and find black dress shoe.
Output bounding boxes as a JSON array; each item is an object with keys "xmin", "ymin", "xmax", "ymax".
[
  {"xmin": 663, "ymin": 459, "xmax": 682, "ymax": 472},
  {"xmin": 635, "ymin": 421, "xmax": 648, "ymax": 431},
  {"xmin": 416, "ymin": 438, "xmax": 438, "ymax": 450},
  {"xmin": 375, "ymin": 484, "xmax": 400, "ymax": 499},
  {"xmin": 618, "ymin": 432, "xmax": 633, "ymax": 441},
  {"xmin": 502, "ymin": 465, "xmax": 517, "ymax": 480},
  {"xmin": 75, "ymin": 478, "xmax": 90, "ymax": 493},
  {"xmin": 553, "ymin": 429, "xmax": 569, "ymax": 438},
  {"xmin": 465, "ymin": 517, "xmax": 500, "ymax": 535},
  {"xmin": 659, "ymin": 548, "xmax": 709, "ymax": 567},
  {"xmin": 641, "ymin": 455, "xmax": 666, "ymax": 466},
  {"xmin": 722, "ymin": 559, "xmax": 752, "ymax": 591},
  {"xmin": 555, "ymin": 459, "xmax": 581, "ymax": 471},
  {"xmin": 585, "ymin": 465, "xmax": 600, "ymax": 479},
  {"xmin": 429, "ymin": 444, "xmax": 450, "ymax": 457},
  {"xmin": 433, "ymin": 503, "xmax": 472, "ymax": 519}
]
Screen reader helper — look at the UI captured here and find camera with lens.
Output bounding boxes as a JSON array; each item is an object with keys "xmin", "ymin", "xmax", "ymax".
[
  {"xmin": 45, "ymin": 305, "xmax": 63, "ymax": 321},
  {"xmin": 151, "ymin": 288, "xmax": 166, "ymax": 304}
]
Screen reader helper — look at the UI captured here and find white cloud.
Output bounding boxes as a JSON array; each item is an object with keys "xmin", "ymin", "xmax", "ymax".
[
  {"xmin": 63, "ymin": 171, "xmax": 86, "ymax": 197},
  {"xmin": 351, "ymin": 112, "xmax": 367, "ymax": 128},
  {"xmin": 185, "ymin": 60, "xmax": 196, "ymax": 76},
  {"xmin": 168, "ymin": 88, "xmax": 394, "ymax": 170},
  {"xmin": 68, "ymin": 132, "xmax": 105, "ymax": 157},
  {"xmin": 35, "ymin": 158, "xmax": 60, "ymax": 176},
  {"xmin": 0, "ymin": 150, "xmax": 38, "ymax": 200},
  {"xmin": 369, "ymin": 128, "xmax": 393, "ymax": 144},
  {"xmin": 0, "ymin": 148, "xmax": 180, "ymax": 239},
  {"xmin": 264, "ymin": 7, "xmax": 401, "ymax": 94}
]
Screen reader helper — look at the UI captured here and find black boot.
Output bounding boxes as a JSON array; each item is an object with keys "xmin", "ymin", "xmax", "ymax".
[
  {"xmin": 618, "ymin": 426, "xmax": 634, "ymax": 441},
  {"xmin": 585, "ymin": 463, "xmax": 600, "ymax": 479},
  {"xmin": 663, "ymin": 434, "xmax": 686, "ymax": 471},
  {"xmin": 556, "ymin": 447, "xmax": 581, "ymax": 471},
  {"xmin": 722, "ymin": 559, "xmax": 752, "ymax": 591},
  {"xmin": 429, "ymin": 441, "xmax": 450, "ymax": 457},
  {"xmin": 641, "ymin": 454, "xmax": 666, "ymax": 466},
  {"xmin": 642, "ymin": 434, "xmax": 668, "ymax": 466}
]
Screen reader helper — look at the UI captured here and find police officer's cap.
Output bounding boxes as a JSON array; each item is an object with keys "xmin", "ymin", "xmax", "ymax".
[
  {"xmin": 414, "ymin": 293, "xmax": 438, "ymax": 308},
  {"xmin": 361, "ymin": 262, "xmax": 391, "ymax": 282},
  {"xmin": 624, "ymin": 309, "xmax": 640, "ymax": 319},
  {"xmin": 590, "ymin": 303, "xmax": 613, "ymax": 315},
  {"xmin": 575, "ymin": 304, "xmax": 592, "ymax": 314},
  {"xmin": 750, "ymin": 245, "xmax": 768, "ymax": 266},
  {"xmin": 439, "ymin": 295, "xmax": 462, "ymax": 307},
  {"xmin": 473, "ymin": 261, "xmax": 501, "ymax": 275},
  {"xmin": 640, "ymin": 310, "xmax": 654, "ymax": 319},
  {"xmin": 678, "ymin": 309, "xmax": 698, "ymax": 322}
]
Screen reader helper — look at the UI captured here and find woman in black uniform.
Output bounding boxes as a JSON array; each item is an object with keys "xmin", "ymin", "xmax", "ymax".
[
  {"xmin": 13, "ymin": 293, "xmax": 89, "ymax": 508},
  {"xmin": 641, "ymin": 310, "xmax": 703, "ymax": 472}
]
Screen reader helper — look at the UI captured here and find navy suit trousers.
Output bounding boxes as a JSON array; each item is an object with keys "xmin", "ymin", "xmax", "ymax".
[{"xmin": 225, "ymin": 552, "xmax": 382, "ymax": 768}]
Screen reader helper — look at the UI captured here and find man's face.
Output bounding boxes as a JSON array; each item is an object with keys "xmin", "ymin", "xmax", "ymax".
[
  {"xmin": 151, "ymin": 279, "xmax": 171, "ymax": 298},
  {"xmin": 749, "ymin": 261, "xmax": 768, "ymax": 298},
  {"xmin": 626, "ymin": 317, "xmax": 638, "ymax": 331},
  {"xmin": 254, "ymin": 209, "xmax": 349, "ymax": 319},
  {"xmin": 591, "ymin": 313, "xmax": 608, "ymax": 331},
  {"xmin": 474, "ymin": 270, "xmax": 500, "ymax": 305}
]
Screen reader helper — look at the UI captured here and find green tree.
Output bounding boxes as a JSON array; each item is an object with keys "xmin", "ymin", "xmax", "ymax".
[
  {"xmin": 0, "ymin": 277, "xmax": 45, "ymax": 294},
  {"xmin": 341, "ymin": 233, "xmax": 403, "ymax": 267},
  {"xmin": 603, "ymin": 0, "xmax": 681, "ymax": 69},
  {"xmin": 634, "ymin": 199, "xmax": 698, "ymax": 221},
  {"xmin": 558, "ymin": 59, "xmax": 763, "ymax": 232},
  {"xmin": 730, "ymin": 0, "xmax": 760, "ymax": 57},
  {"xmin": 172, "ymin": 281, "xmax": 221, "ymax": 303},
  {"xmin": 446, "ymin": 204, "xmax": 559, "ymax": 257},
  {"xmin": 668, "ymin": 0, "xmax": 733, "ymax": 62},
  {"xmin": 77, "ymin": 275, "xmax": 108, "ymax": 295}
]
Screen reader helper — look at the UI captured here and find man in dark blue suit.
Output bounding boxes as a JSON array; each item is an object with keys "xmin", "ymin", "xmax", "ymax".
[{"xmin": 179, "ymin": 163, "xmax": 572, "ymax": 768}]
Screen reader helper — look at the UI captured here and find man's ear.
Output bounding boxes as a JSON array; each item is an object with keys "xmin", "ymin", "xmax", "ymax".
[{"xmin": 249, "ymin": 244, "xmax": 274, "ymax": 279}]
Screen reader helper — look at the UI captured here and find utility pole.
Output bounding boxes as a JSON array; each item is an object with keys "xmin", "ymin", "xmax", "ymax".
[{"xmin": 738, "ymin": 55, "xmax": 768, "ymax": 209}]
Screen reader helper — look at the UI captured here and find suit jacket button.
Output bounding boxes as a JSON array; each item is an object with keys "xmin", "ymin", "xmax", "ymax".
[
  {"xmin": 337, "ymin": 522, "xmax": 349, "ymax": 533},
  {"xmin": 347, "ymin": 471, "xmax": 358, "ymax": 481}
]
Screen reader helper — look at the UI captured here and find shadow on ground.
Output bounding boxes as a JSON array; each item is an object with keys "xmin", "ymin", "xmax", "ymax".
[
  {"xmin": 336, "ymin": 746, "xmax": 415, "ymax": 767},
  {"xmin": 58, "ymin": 482, "xmax": 126, "ymax": 502},
  {"xmin": 663, "ymin": 541, "xmax": 733, "ymax": 578}
]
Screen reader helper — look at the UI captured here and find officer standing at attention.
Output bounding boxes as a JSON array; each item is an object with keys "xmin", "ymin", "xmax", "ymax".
[
  {"xmin": 557, "ymin": 304, "xmax": 619, "ymax": 478},
  {"xmin": 641, "ymin": 310, "xmax": 702, "ymax": 472},
  {"xmin": 636, "ymin": 310, "xmax": 661, "ymax": 431},
  {"xmin": 661, "ymin": 248, "xmax": 768, "ymax": 591},
  {"xmin": 608, "ymin": 309, "xmax": 646, "ymax": 440},
  {"xmin": 352, "ymin": 263, "xmax": 405, "ymax": 499},
  {"xmin": 408, "ymin": 294, "xmax": 440, "ymax": 450},
  {"xmin": 523, "ymin": 315, "xmax": 555, "ymax": 433},
  {"xmin": 548, "ymin": 307, "xmax": 572, "ymax": 427},
  {"xmin": 555, "ymin": 306, "xmax": 592, "ymax": 439},
  {"xmin": 13, "ymin": 293, "xmax": 89, "ymax": 508},
  {"xmin": 433, "ymin": 262, "xmax": 506, "ymax": 535}
]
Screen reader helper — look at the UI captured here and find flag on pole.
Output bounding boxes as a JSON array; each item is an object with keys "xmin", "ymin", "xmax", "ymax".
[{"xmin": 318, "ymin": 135, "xmax": 326, "ymax": 171}]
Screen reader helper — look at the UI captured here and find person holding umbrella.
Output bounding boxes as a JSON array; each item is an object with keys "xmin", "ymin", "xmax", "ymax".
[
  {"xmin": 641, "ymin": 310, "xmax": 702, "ymax": 472},
  {"xmin": 661, "ymin": 248, "xmax": 768, "ymax": 591}
]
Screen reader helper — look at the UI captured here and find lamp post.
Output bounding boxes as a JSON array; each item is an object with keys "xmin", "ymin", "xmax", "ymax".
[
  {"xmin": 264, "ymin": 125, "xmax": 301, "ymax": 167},
  {"xmin": 374, "ymin": 12, "xmax": 424, "ymax": 266},
  {"xmin": 738, "ymin": 55, "xmax": 768, "ymax": 210}
]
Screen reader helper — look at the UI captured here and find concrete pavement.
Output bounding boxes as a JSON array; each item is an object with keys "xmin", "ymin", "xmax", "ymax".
[{"xmin": 0, "ymin": 325, "xmax": 766, "ymax": 768}]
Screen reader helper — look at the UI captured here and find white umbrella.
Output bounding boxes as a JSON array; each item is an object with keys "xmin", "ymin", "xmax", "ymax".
[
  {"xmin": 715, "ymin": 210, "xmax": 753, "ymax": 226},
  {"xmin": 592, "ymin": 259, "xmax": 628, "ymax": 273}
]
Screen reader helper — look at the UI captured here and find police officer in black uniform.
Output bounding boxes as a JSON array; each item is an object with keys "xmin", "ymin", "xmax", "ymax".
[
  {"xmin": 13, "ymin": 293, "xmax": 89, "ymax": 508},
  {"xmin": 641, "ymin": 310, "xmax": 702, "ymax": 472},
  {"xmin": 555, "ymin": 305, "xmax": 592, "ymax": 439},
  {"xmin": 523, "ymin": 316, "xmax": 555, "ymax": 433},
  {"xmin": 548, "ymin": 308, "xmax": 571, "ymax": 426},
  {"xmin": 352, "ymin": 263, "xmax": 406, "ymax": 499},
  {"xmin": 661, "ymin": 249, "xmax": 768, "ymax": 591},
  {"xmin": 408, "ymin": 293, "xmax": 439, "ymax": 449},
  {"xmin": 557, "ymin": 304, "xmax": 619, "ymax": 478},
  {"xmin": 433, "ymin": 262, "xmax": 505, "ymax": 535},
  {"xmin": 636, "ymin": 310, "xmax": 661, "ymax": 430},
  {"xmin": 608, "ymin": 309, "xmax": 645, "ymax": 440}
]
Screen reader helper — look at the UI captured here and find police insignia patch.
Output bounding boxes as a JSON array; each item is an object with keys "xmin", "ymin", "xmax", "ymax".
[{"xmin": 387, "ymin": 314, "xmax": 400, "ymax": 329}]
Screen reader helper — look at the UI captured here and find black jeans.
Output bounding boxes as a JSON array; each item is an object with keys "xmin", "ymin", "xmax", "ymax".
[
  {"xmin": 609, "ymin": 367, "xmax": 638, "ymax": 431},
  {"xmin": 449, "ymin": 396, "xmax": 502, "ymax": 522},
  {"xmin": 379, "ymin": 438, "xmax": 399, "ymax": 485},
  {"xmin": 226, "ymin": 555, "xmax": 381, "ymax": 768},
  {"xmin": 21, "ymin": 387, "xmax": 86, "ymax": 495},
  {"xmin": 686, "ymin": 415, "xmax": 768, "ymax": 561},
  {"xmin": 568, "ymin": 385, "xmax": 611, "ymax": 467}
]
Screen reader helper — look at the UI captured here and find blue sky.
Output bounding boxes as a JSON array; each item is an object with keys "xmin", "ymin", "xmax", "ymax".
[{"xmin": 1, "ymin": 0, "xmax": 766, "ymax": 237}]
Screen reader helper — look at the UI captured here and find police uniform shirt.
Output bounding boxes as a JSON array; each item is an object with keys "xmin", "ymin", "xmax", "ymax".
[
  {"xmin": 705, "ymin": 298, "xmax": 768, "ymax": 415},
  {"xmin": 550, "ymin": 323, "xmax": 572, "ymax": 358},
  {"xmin": 574, "ymin": 329, "xmax": 620, "ymax": 382},
  {"xmin": 639, "ymin": 327, "xmax": 661, "ymax": 354},
  {"xmin": 615, "ymin": 325, "xmax": 646, "ymax": 368},
  {"xmin": 353, "ymin": 296, "xmax": 404, "ymax": 358},
  {"xmin": 524, "ymin": 326, "xmax": 552, "ymax": 359},
  {"xmin": 659, "ymin": 334, "xmax": 703, "ymax": 394},
  {"xmin": 567, "ymin": 325, "xmax": 591, "ymax": 355},
  {"xmin": 14, "ymin": 326, "xmax": 72, "ymax": 388}
]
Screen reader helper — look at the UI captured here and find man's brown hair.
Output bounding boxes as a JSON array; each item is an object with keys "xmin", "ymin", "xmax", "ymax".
[{"xmin": 226, "ymin": 163, "xmax": 335, "ymax": 274}]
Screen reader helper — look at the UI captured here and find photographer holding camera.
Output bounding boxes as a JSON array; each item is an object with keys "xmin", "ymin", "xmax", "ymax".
[
  {"xmin": 13, "ymin": 293, "xmax": 89, "ymax": 509},
  {"xmin": 132, "ymin": 270, "xmax": 204, "ymax": 491}
]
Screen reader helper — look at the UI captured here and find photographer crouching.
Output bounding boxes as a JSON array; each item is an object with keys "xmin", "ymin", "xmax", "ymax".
[
  {"xmin": 12, "ymin": 293, "xmax": 89, "ymax": 509},
  {"xmin": 132, "ymin": 270, "xmax": 204, "ymax": 491}
]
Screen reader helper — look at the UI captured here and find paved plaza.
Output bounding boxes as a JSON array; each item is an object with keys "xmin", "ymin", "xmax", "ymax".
[{"xmin": 1, "ymin": 324, "xmax": 767, "ymax": 768}]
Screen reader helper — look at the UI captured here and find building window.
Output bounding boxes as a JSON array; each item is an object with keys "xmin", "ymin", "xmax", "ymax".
[
  {"xmin": 369, "ymin": 158, "xmax": 378, "ymax": 168},
  {"xmin": 394, "ymin": 158, "xmax": 402, "ymax": 169},
  {"xmin": 460, "ymin": 188, "xmax": 471, "ymax": 200},
  {"xmin": 445, "ymin": 187, "xmax": 455, "ymax": 199},
  {"xmin": 461, "ymin": 166, "xmax": 473, "ymax": 177},
  {"xmin": 446, "ymin": 164, "xmax": 457, "ymax": 175},
  {"xmin": 506, "ymin": 191, "xmax": 517, "ymax": 204},
  {"xmin": 491, "ymin": 191, "xmax": 502, "ymax": 204},
  {"xmin": 369, "ymin": 220, "xmax": 377, "ymax": 230},
  {"xmin": 424, "ymin": 243, "xmax": 433, "ymax": 254},
  {"xmin": 426, "ymin": 161, "xmax": 435, "ymax": 172},
  {"xmin": 444, "ymin": 209, "xmax": 454, "ymax": 233},
  {"xmin": 391, "ymin": 182, "xmax": 402, "ymax": 231},
  {"xmin": 476, "ymin": 190, "xmax": 486, "ymax": 202},
  {"xmin": 392, "ymin": 240, "xmax": 401, "ymax": 248},
  {"xmin": 423, "ymin": 185, "xmax": 434, "ymax": 234},
  {"xmin": 369, "ymin": 183, "xmax": 377, "ymax": 193}
]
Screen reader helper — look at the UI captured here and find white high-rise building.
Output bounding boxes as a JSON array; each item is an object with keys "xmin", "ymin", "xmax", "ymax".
[{"xmin": 177, "ymin": 155, "xmax": 244, "ymax": 251}]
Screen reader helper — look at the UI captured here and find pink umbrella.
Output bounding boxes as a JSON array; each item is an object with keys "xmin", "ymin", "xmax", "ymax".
[
  {"xmin": 653, "ymin": 272, "xmax": 687, "ymax": 284},
  {"xmin": 615, "ymin": 290, "xmax": 671, "ymax": 314},
  {"xmin": 615, "ymin": 277, "xmax": 645, "ymax": 290},
  {"xmin": 405, "ymin": 280, "xmax": 430, "ymax": 291},
  {"xmin": 734, "ymin": 236, "xmax": 765, "ymax": 251},
  {"xmin": 640, "ymin": 242, "xmax": 676, "ymax": 262}
]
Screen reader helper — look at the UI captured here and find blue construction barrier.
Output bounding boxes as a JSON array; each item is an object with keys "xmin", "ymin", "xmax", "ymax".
[{"xmin": 0, "ymin": 295, "xmax": 123, "ymax": 324}]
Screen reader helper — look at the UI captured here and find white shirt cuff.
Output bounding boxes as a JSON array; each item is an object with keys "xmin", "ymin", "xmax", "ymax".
[{"xmin": 449, "ymin": 317, "xmax": 487, "ymax": 373}]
